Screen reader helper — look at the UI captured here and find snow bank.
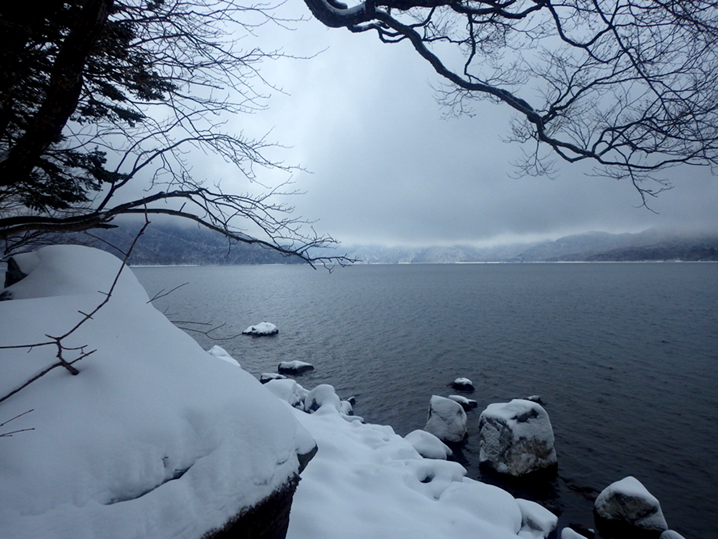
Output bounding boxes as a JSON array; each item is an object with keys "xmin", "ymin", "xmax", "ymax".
[
  {"xmin": 0, "ymin": 246, "xmax": 308, "ymax": 539},
  {"xmin": 287, "ymin": 391, "xmax": 550, "ymax": 539}
]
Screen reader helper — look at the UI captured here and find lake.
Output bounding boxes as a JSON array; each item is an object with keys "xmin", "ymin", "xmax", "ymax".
[{"xmin": 134, "ymin": 262, "xmax": 718, "ymax": 539}]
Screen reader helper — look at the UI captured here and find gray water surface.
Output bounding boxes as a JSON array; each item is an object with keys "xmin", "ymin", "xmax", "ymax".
[{"xmin": 135, "ymin": 262, "xmax": 718, "ymax": 539}]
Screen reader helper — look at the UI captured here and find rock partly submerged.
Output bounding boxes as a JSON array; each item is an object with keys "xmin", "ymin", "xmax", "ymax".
[
  {"xmin": 594, "ymin": 476, "xmax": 668, "ymax": 538},
  {"xmin": 478, "ymin": 399, "xmax": 557, "ymax": 477},
  {"xmin": 424, "ymin": 395, "xmax": 468, "ymax": 444},
  {"xmin": 278, "ymin": 360, "xmax": 315, "ymax": 375},
  {"xmin": 450, "ymin": 377, "xmax": 475, "ymax": 391},
  {"xmin": 260, "ymin": 372, "xmax": 287, "ymax": 384},
  {"xmin": 243, "ymin": 322, "xmax": 279, "ymax": 336},
  {"xmin": 448, "ymin": 394, "xmax": 478, "ymax": 410}
]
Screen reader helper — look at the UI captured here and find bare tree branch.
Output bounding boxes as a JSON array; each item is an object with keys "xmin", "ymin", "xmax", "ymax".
[
  {"xmin": 303, "ymin": 0, "xmax": 718, "ymax": 198},
  {"xmin": 0, "ymin": 215, "xmax": 149, "ymax": 404}
]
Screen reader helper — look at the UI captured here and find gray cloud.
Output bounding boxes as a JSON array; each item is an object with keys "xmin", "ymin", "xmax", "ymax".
[{"xmin": 222, "ymin": 13, "xmax": 718, "ymax": 247}]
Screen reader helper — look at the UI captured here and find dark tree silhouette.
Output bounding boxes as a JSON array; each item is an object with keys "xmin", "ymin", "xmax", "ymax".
[
  {"xmin": 303, "ymin": 0, "xmax": 718, "ymax": 201},
  {"xmin": 0, "ymin": 0, "xmax": 342, "ymax": 264}
]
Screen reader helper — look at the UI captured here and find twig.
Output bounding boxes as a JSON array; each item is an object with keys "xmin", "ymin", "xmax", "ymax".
[
  {"xmin": 147, "ymin": 282, "xmax": 189, "ymax": 304},
  {"xmin": 0, "ymin": 409, "xmax": 35, "ymax": 438},
  {"xmin": 0, "ymin": 215, "xmax": 150, "ymax": 404}
]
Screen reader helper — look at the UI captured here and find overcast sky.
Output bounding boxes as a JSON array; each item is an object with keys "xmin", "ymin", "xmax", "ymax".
[{"xmin": 214, "ymin": 7, "xmax": 718, "ymax": 248}]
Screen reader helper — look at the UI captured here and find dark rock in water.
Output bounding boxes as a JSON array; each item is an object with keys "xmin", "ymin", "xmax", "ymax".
[
  {"xmin": 260, "ymin": 373, "xmax": 287, "ymax": 384},
  {"xmin": 448, "ymin": 395, "xmax": 478, "ymax": 410},
  {"xmin": 277, "ymin": 360, "xmax": 314, "ymax": 375},
  {"xmin": 478, "ymin": 399, "xmax": 557, "ymax": 477},
  {"xmin": 450, "ymin": 377, "xmax": 475, "ymax": 392},
  {"xmin": 594, "ymin": 476, "xmax": 668, "ymax": 539},
  {"xmin": 525, "ymin": 395, "xmax": 545, "ymax": 405}
]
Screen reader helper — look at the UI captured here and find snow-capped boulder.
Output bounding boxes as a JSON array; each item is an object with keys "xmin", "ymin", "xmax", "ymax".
[
  {"xmin": 594, "ymin": 476, "xmax": 668, "ymax": 536},
  {"xmin": 424, "ymin": 395, "xmax": 467, "ymax": 443},
  {"xmin": 478, "ymin": 399, "xmax": 557, "ymax": 476},
  {"xmin": 278, "ymin": 360, "xmax": 315, "ymax": 375},
  {"xmin": 660, "ymin": 531, "xmax": 685, "ymax": 539},
  {"xmin": 516, "ymin": 498, "xmax": 558, "ymax": 539},
  {"xmin": 207, "ymin": 345, "xmax": 240, "ymax": 367},
  {"xmin": 560, "ymin": 528, "xmax": 588, "ymax": 539},
  {"xmin": 304, "ymin": 384, "xmax": 342, "ymax": 414},
  {"xmin": 0, "ymin": 246, "xmax": 313, "ymax": 539},
  {"xmin": 260, "ymin": 372, "xmax": 287, "ymax": 384},
  {"xmin": 448, "ymin": 394, "xmax": 478, "ymax": 410},
  {"xmin": 242, "ymin": 321, "xmax": 278, "ymax": 336},
  {"xmin": 405, "ymin": 430, "xmax": 453, "ymax": 460},
  {"xmin": 451, "ymin": 377, "xmax": 475, "ymax": 391}
]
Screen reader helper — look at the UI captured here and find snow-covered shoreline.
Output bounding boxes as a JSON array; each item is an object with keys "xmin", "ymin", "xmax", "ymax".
[{"xmin": 1, "ymin": 245, "xmax": 685, "ymax": 539}]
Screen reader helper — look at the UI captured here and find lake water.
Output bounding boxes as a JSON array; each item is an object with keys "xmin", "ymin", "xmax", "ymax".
[{"xmin": 134, "ymin": 262, "xmax": 718, "ymax": 539}]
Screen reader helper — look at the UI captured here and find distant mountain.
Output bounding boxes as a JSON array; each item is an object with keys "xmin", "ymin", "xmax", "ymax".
[
  {"xmin": 24, "ymin": 224, "xmax": 716, "ymax": 265},
  {"xmin": 344, "ymin": 229, "xmax": 718, "ymax": 263},
  {"xmin": 62, "ymin": 222, "xmax": 305, "ymax": 266}
]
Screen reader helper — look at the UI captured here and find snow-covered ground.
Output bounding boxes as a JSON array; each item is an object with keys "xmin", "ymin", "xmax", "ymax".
[
  {"xmin": 0, "ymin": 246, "xmax": 308, "ymax": 539},
  {"xmin": 0, "ymin": 245, "xmax": 557, "ymax": 539}
]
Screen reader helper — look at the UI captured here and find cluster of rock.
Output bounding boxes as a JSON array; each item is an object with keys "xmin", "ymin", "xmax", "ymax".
[
  {"xmin": 416, "ymin": 375, "xmax": 684, "ymax": 539},
  {"xmin": 263, "ymin": 379, "xmax": 358, "ymax": 420}
]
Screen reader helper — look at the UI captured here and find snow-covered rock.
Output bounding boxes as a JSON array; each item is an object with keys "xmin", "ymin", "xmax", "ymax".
[
  {"xmin": 339, "ymin": 399, "xmax": 354, "ymax": 416},
  {"xmin": 451, "ymin": 377, "xmax": 475, "ymax": 391},
  {"xmin": 265, "ymin": 379, "xmax": 309, "ymax": 409},
  {"xmin": 660, "ymin": 531, "xmax": 685, "ymax": 539},
  {"xmin": 0, "ymin": 245, "xmax": 311, "ymax": 539},
  {"xmin": 260, "ymin": 372, "xmax": 287, "ymax": 383},
  {"xmin": 478, "ymin": 399, "xmax": 557, "ymax": 476},
  {"xmin": 448, "ymin": 394, "xmax": 478, "ymax": 410},
  {"xmin": 278, "ymin": 360, "xmax": 315, "ymax": 374},
  {"xmin": 560, "ymin": 528, "xmax": 587, "ymax": 539},
  {"xmin": 424, "ymin": 395, "xmax": 467, "ymax": 443},
  {"xmin": 304, "ymin": 384, "xmax": 342, "ymax": 414},
  {"xmin": 405, "ymin": 429, "xmax": 453, "ymax": 459},
  {"xmin": 242, "ymin": 321, "xmax": 279, "ymax": 336},
  {"xmin": 516, "ymin": 498, "xmax": 557, "ymax": 539},
  {"xmin": 594, "ymin": 476, "xmax": 668, "ymax": 535},
  {"xmin": 207, "ymin": 345, "xmax": 240, "ymax": 367}
]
